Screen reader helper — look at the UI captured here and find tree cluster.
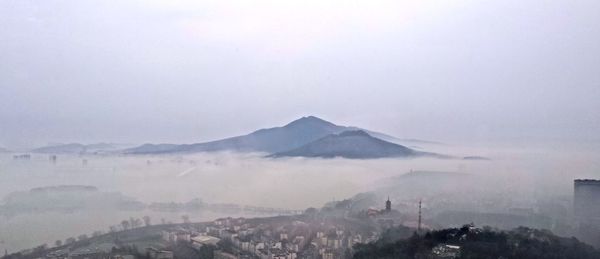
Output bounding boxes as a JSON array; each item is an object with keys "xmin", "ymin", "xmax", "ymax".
[{"xmin": 353, "ymin": 225, "xmax": 600, "ymax": 259}]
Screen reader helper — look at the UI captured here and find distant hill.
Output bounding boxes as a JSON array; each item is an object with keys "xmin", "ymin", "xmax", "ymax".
[
  {"xmin": 29, "ymin": 185, "xmax": 98, "ymax": 193},
  {"xmin": 32, "ymin": 143, "xmax": 87, "ymax": 153},
  {"xmin": 127, "ymin": 143, "xmax": 181, "ymax": 154},
  {"xmin": 463, "ymin": 155, "xmax": 490, "ymax": 160},
  {"xmin": 0, "ymin": 147, "xmax": 10, "ymax": 153},
  {"xmin": 0, "ymin": 185, "xmax": 142, "ymax": 215},
  {"xmin": 32, "ymin": 143, "xmax": 133, "ymax": 154},
  {"xmin": 270, "ymin": 130, "xmax": 431, "ymax": 159},
  {"xmin": 125, "ymin": 116, "xmax": 426, "ymax": 155}
]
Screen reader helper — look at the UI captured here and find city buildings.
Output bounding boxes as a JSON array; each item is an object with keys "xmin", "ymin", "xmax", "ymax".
[
  {"xmin": 574, "ymin": 179, "xmax": 600, "ymax": 221},
  {"xmin": 574, "ymin": 179, "xmax": 600, "ymax": 248}
]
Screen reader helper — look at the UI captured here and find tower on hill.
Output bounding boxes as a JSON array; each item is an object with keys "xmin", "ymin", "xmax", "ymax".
[{"xmin": 385, "ymin": 196, "xmax": 391, "ymax": 212}]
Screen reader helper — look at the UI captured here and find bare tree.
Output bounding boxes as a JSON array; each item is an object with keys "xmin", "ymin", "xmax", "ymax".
[
  {"xmin": 132, "ymin": 218, "xmax": 142, "ymax": 228},
  {"xmin": 143, "ymin": 215, "xmax": 151, "ymax": 226}
]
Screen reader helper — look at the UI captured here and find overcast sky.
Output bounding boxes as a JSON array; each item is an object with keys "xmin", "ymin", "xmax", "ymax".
[{"xmin": 1, "ymin": 0, "xmax": 599, "ymax": 149}]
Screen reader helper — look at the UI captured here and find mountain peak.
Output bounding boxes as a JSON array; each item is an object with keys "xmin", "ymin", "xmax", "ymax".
[{"xmin": 284, "ymin": 116, "xmax": 336, "ymax": 128}]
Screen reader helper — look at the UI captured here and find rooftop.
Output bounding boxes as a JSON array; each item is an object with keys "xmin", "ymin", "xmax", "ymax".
[{"xmin": 575, "ymin": 179, "xmax": 600, "ymax": 184}]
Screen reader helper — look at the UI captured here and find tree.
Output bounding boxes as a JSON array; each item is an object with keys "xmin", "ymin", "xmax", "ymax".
[
  {"xmin": 305, "ymin": 207, "xmax": 318, "ymax": 214},
  {"xmin": 197, "ymin": 244, "xmax": 216, "ymax": 259},
  {"xmin": 218, "ymin": 239, "xmax": 234, "ymax": 254},
  {"xmin": 121, "ymin": 220, "xmax": 130, "ymax": 230},
  {"xmin": 54, "ymin": 240, "xmax": 62, "ymax": 247},
  {"xmin": 129, "ymin": 217, "xmax": 136, "ymax": 228},
  {"xmin": 77, "ymin": 234, "xmax": 88, "ymax": 241},
  {"xmin": 143, "ymin": 215, "xmax": 152, "ymax": 226},
  {"xmin": 182, "ymin": 215, "xmax": 190, "ymax": 224},
  {"xmin": 131, "ymin": 218, "xmax": 142, "ymax": 228},
  {"xmin": 65, "ymin": 237, "xmax": 76, "ymax": 245},
  {"xmin": 109, "ymin": 225, "xmax": 118, "ymax": 233},
  {"xmin": 33, "ymin": 244, "xmax": 47, "ymax": 254},
  {"xmin": 352, "ymin": 225, "xmax": 600, "ymax": 259}
]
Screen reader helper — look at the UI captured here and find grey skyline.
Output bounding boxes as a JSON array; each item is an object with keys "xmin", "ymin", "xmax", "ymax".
[{"xmin": 1, "ymin": 0, "xmax": 599, "ymax": 149}]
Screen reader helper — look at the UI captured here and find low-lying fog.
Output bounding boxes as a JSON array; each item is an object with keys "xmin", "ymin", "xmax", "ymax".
[{"xmin": 1, "ymin": 143, "xmax": 599, "ymax": 252}]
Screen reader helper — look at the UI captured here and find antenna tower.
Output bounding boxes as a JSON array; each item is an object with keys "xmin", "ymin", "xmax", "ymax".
[{"xmin": 418, "ymin": 199, "xmax": 422, "ymax": 233}]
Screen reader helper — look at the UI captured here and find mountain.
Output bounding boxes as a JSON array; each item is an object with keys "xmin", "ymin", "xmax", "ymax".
[
  {"xmin": 32, "ymin": 143, "xmax": 132, "ymax": 154},
  {"xmin": 270, "ymin": 130, "xmax": 427, "ymax": 159},
  {"xmin": 32, "ymin": 143, "xmax": 87, "ymax": 153},
  {"xmin": 128, "ymin": 143, "xmax": 181, "ymax": 154},
  {"xmin": 125, "ymin": 116, "xmax": 413, "ymax": 154}
]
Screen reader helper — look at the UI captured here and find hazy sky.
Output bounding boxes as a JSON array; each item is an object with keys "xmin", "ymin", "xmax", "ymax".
[{"xmin": 1, "ymin": 0, "xmax": 599, "ymax": 149}]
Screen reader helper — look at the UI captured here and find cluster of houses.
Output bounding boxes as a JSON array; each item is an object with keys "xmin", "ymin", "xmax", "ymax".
[
  {"xmin": 31, "ymin": 198, "xmax": 399, "ymax": 259},
  {"xmin": 155, "ymin": 198, "xmax": 401, "ymax": 259},
  {"xmin": 159, "ymin": 217, "xmax": 378, "ymax": 259}
]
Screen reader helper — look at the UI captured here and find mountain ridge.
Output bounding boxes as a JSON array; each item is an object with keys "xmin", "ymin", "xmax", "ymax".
[
  {"xmin": 32, "ymin": 143, "xmax": 133, "ymax": 154},
  {"xmin": 270, "ymin": 130, "xmax": 424, "ymax": 159}
]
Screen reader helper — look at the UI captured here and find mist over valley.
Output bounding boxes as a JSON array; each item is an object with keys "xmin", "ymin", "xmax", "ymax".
[{"xmin": 2, "ymin": 0, "xmax": 600, "ymax": 257}]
